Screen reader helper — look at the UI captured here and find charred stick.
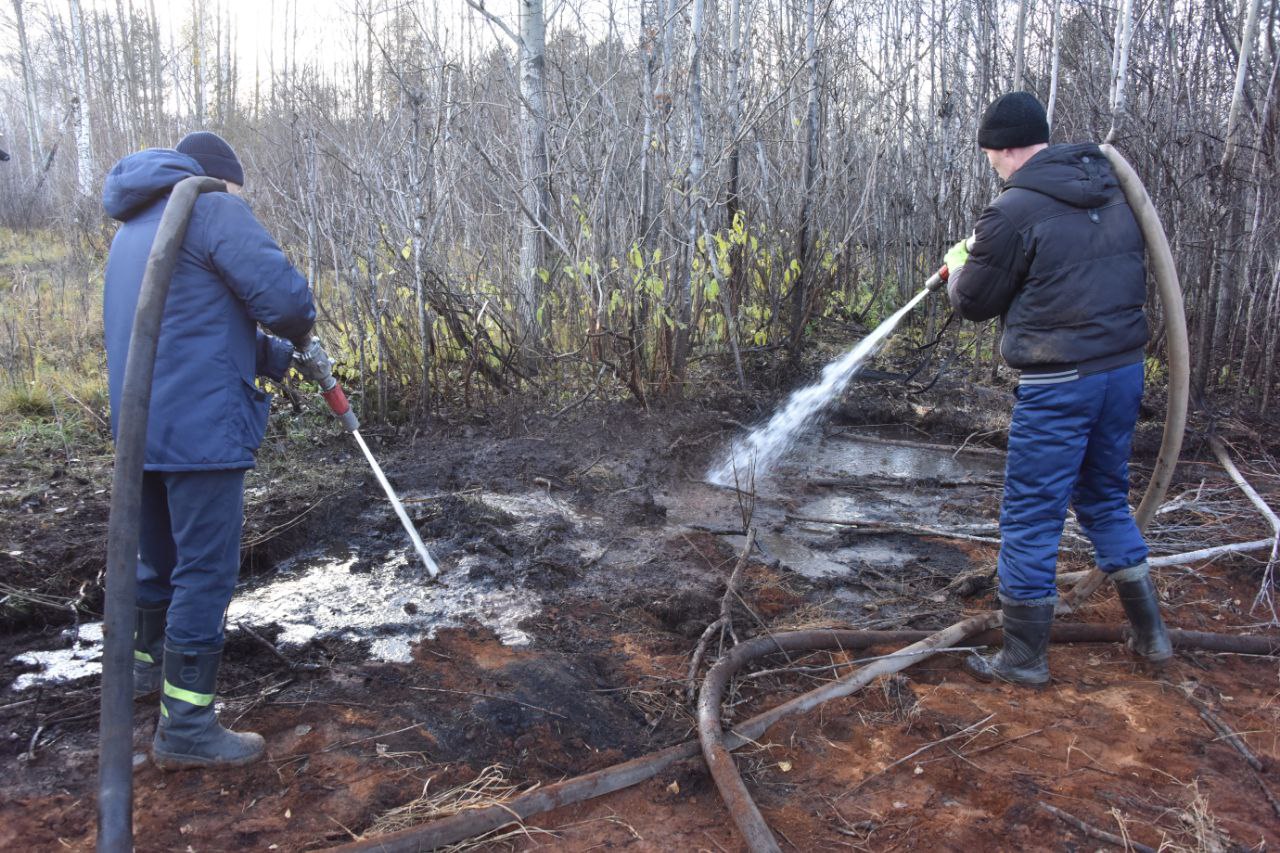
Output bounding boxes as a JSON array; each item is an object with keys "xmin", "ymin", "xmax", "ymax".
[
  {"xmin": 785, "ymin": 514, "xmax": 1002, "ymax": 545},
  {"xmin": 686, "ymin": 528, "xmax": 757, "ymax": 701},
  {"xmin": 1037, "ymin": 802, "xmax": 1156, "ymax": 853},
  {"xmin": 1255, "ymin": 770, "xmax": 1280, "ymax": 820},
  {"xmin": 1187, "ymin": 693, "xmax": 1266, "ymax": 772}
]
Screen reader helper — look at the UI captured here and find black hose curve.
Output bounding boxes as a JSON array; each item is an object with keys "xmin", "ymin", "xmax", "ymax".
[
  {"xmin": 697, "ymin": 625, "xmax": 1280, "ymax": 852},
  {"xmin": 326, "ymin": 624, "xmax": 1276, "ymax": 852},
  {"xmin": 97, "ymin": 176, "xmax": 226, "ymax": 853}
]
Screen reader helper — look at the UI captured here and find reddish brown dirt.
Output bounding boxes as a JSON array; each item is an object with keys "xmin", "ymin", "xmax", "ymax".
[
  {"xmin": 528, "ymin": 568, "xmax": 1280, "ymax": 852},
  {"xmin": 2, "ymin": 381, "xmax": 1279, "ymax": 852}
]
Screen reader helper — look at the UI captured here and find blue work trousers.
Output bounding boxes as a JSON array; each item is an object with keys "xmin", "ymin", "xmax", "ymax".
[
  {"xmin": 998, "ymin": 362, "xmax": 1149, "ymax": 602},
  {"xmin": 136, "ymin": 469, "xmax": 246, "ymax": 648}
]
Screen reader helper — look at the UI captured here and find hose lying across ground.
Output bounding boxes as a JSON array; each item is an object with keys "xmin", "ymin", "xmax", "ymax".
[
  {"xmin": 327, "ymin": 145, "xmax": 1236, "ymax": 851},
  {"xmin": 330, "ymin": 621, "xmax": 1278, "ymax": 853}
]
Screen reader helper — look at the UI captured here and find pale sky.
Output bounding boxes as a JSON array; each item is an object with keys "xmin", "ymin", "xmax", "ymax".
[{"xmin": 1, "ymin": 0, "xmax": 634, "ymax": 84}]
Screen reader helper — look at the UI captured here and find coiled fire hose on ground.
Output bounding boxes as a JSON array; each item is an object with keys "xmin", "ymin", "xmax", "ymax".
[{"xmin": 323, "ymin": 146, "xmax": 1224, "ymax": 852}]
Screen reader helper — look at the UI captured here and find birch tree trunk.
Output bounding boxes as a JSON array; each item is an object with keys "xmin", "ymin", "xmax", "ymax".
[
  {"xmin": 1221, "ymin": 0, "xmax": 1264, "ymax": 171},
  {"xmin": 68, "ymin": 0, "xmax": 96, "ymax": 197},
  {"xmin": 674, "ymin": 0, "xmax": 706, "ymax": 383},
  {"xmin": 1012, "ymin": 0, "xmax": 1029, "ymax": 90},
  {"xmin": 517, "ymin": 0, "xmax": 549, "ymax": 351},
  {"xmin": 1047, "ymin": 0, "xmax": 1061, "ymax": 126},
  {"xmin": 1106, "ymin": 0, "xmax": 1135, "ymax": 142},
  {"xmin": 194, "ymin": 0, "xmax": 207, "ymax": 125},
  {"xmin": 12, "ymin": 0, "xmax": 43, "ymax": 168}
]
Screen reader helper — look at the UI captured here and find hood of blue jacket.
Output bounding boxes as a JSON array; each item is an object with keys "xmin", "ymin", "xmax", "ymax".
[
  {"xmin": 102, "ymin": 149, "xmax": 206, "ymax": 221},
  {"xmin": 1004, "ymin": 143, "xmax": 1117, "ymax": 209}
]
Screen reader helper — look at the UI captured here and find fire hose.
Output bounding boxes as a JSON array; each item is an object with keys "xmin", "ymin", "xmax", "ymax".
[
  {"xmin": 324, "ymin": 146, "xmax": 1211, "ymax": 852},
  {"xmin": 97, "ymin": 176, "xmax": 436, "ymax": 852},
  {"xmin": 98, "ymin": 175, "xmax": 227, "ymax": 853},
  {"xmin": 327, "ymin": 623, "xmax": 1278, "ymax": 853}
]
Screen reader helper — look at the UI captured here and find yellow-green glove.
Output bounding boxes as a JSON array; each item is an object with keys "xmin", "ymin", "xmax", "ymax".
[{"xmin": 944, "ymin": 239, "xmax": 970, "ymax": 273}]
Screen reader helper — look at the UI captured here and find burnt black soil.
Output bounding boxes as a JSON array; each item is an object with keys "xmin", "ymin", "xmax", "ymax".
[{"xmin": 3, "ymin": 366, "xmax": 1278, "ymax": 851}]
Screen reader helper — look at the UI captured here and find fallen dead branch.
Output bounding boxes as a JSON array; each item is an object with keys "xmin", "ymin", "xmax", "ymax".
[
  {"xmin": 1184, "ymin": 689, "xmax": 1266, "ymax": 772},
  {"xmin": 784, "ymin": 514, "xmax": 1003, "ymax": 545},
  {"xmin": 1038, "ymin": 802, "xmax": 1156, "ymax": 853},
  {"xmin": 829, "ymin": 430, "xmax": 1007, "ymax": 459},
  {"xmin": 1054, "ymin": 537, "xmax": 1278, "ymax": 586},
  {"xmin": 1208, "ymin": 436, "xmax": 1280, "ymax": 618},
  {"xmin": 1255, "ymin": 770, "xmax": 1280, "ymax": 820},
  {"xmin": 686, "ymin": 528, "xmax": 757, "ymax": 701}
]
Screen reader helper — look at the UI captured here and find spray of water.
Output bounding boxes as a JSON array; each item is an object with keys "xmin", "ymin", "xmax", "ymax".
[{"xmin": 706, "ymin": 288, "xmax": 931, "ymax": 487}]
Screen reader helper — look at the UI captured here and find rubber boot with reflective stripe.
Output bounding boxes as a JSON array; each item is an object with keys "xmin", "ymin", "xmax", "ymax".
[
  {"xmin": 964, "ymin": 598, "xmax": 1055, "ymax": 686},
  {"xmin": 152, "ymin": 644, "xmax": 264, "ymax": 770},
  {"xmin": 133, "ymin": 604, "xmax": 166, "ymax": 699},
  {"xmin": 1110, "ymin": 563, "xmax": 1173, "ymax": 662}
]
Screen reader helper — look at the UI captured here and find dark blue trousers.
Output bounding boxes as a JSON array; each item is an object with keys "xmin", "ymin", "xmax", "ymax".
[
  {"xmin": 998, "ymin": 362, "xmax": 1149, "ymax": 602},
  {"xmin": 136, "ymin": 469, "xmax": 246, "ymax": 648}
]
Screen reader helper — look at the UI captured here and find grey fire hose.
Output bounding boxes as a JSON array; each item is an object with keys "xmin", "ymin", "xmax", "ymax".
[
  {"xmin": 326, "ymin": 624, "xmax": 1277, "ymax": 853},
  {"xmin": 697, "ymin": 146, "xmax": 1196, "ymax": 852},
  {"xmin": 98, "ymin": 175, "xmax": 226, "ymax": 853},
  {"xmin": 1063, "ymin": 144, "xmax": 1191, "ymax": 610}
]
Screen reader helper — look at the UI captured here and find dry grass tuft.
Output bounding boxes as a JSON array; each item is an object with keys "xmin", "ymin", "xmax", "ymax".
[{"xmin": 364, "ymin": 764, "xmax": 534, "ymax": 839}]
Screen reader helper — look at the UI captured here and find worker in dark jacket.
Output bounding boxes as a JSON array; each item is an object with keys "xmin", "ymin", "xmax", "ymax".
[
  {"xmin": 103, "ymin": 132, "xmax": 316, "ymax": 767},
  {"xmin": 941, "ymin": 93, "xmax": 1171, "ymax": 685}
]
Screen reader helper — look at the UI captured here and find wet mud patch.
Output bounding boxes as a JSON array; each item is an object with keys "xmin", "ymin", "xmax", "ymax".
[{"xmin": 3, "ymin": 394, "xmax": 1279, "ymax": 850}]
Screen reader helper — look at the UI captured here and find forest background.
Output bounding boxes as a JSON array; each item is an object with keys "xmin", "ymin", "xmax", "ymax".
[{"xmin": 0, "ymin": 0, "xmax": 1277, "ymax": 426}]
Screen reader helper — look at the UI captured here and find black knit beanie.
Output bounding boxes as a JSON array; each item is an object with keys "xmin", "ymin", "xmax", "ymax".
[
  {"xmin": 176, "ymin": 131, "xmax": 244, "ymax": 185},
  {"xmin": 977, "ymin": 92, "xmax": 1050, "ymax": 150}
]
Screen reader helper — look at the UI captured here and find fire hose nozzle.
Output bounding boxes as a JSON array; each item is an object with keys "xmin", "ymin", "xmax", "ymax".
[
  {"xmin": 925, "ymin": 265, "xmax": 949, "ymax": 292},
  {"xmin": 293, "ymin": 336, "xmax": 360, "ymax": 432},
  {"xmin": 320, "ymin": 376, "xmax": 360, "ymax": 432}
]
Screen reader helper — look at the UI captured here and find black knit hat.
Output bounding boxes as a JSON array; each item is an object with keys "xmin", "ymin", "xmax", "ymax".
[
  {"xmin": 176, "ymin": 131, "xmax": 244, "ymax": 185},
  {"xmin": 977, "ymin": 92, "xmax": 1050, "ymax": 150}
]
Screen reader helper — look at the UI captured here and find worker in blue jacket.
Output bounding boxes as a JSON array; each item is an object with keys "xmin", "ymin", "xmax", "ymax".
[
  {"xmin": 940, "ymin": 93, "xmax": 1172, "ymax": 685},
  {"xmin": 103, "ymin": 132, "xmax": 316, "ymax": 768}
]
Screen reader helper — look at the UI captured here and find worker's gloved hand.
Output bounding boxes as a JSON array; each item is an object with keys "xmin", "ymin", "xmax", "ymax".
[
  {"xmin": 291, "ymin": 336, "xmax": 336, "ymax": 385},
  {"xmin": 944, "ymin": 239, "xmax": 970, "ymax": 275}
]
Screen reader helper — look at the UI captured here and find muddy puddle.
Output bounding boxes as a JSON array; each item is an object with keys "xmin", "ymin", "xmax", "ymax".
[
  {"xmin": 6, "ymin": 489, "xmax": 606, "ymax": 689},
  {"xmin": 661, "ymin": 430, "xmax": 1003, "ymax": 584},
  {"xmin": 6, "ymin": 434, "xmax": 992, "ymax": 689},
  {"xmin": 4, "ymin": 400, "xmax": 1278, "ymax": 852}
]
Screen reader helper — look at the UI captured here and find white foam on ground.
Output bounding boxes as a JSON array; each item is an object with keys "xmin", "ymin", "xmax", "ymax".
[
  {"xmin": 227, "ymin": 548, "xmax": 542, "ymax": 661},
  {"xmin": 10, "ymin": 622, "xmax": 104, "ymax": 691}
]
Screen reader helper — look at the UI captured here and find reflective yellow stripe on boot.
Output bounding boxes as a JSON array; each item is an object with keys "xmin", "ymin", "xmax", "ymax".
[{"xmin": 162, "ymin": 680, "xmax": 214, "ymax": 707}]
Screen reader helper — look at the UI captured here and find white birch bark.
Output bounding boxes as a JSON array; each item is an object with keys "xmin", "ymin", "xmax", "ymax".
[
  {"xmin": 1012, "ymin": 0, "xmax": 1029, "ymax": 90},
  {"xmin": 12, "ymin": 0, "xmax": 43, "ymax": 167},
  {"xmin": 789, "ymin": 0, "xmax": 821, "ymax": 357},
  {"xmin": 1047, "ymin": 0, "xmax": 1061, "ymax": 126},
  {"xmin": 1221, "ymin": 0, "xmax": 1264, "ymax": 170},
  {"xmin": 517, "ymin": 0, "xmax": 548, "ymax": 346},
  {"xmin": 674, "ymin": 0, "xmax": 706, "ymax": 382},
  {"xmin": 1106, "ymin": 0, "xmax": 1135, "ymax": 142},
  {"xmin": 68, "ymin": 0, "xmax": 96, "ymax": 197}
]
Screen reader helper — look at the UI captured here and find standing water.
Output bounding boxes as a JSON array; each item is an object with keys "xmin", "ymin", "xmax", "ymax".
[
  {"xmin": 707, "ymin": 288, "xmax": 930, "ymax": 486},
  {"xmin": 352, "ymin": 429, "xmax": 440, "ymax": 577}
]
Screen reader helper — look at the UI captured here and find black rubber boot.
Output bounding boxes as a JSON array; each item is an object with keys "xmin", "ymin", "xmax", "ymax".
[
  {"xmin": 1109, "ymin": 563, "xmax": 1173, "ymax": 663},
  {"xmin": 964, "ymin": 598, "xmax": 1055, "ymax": 686},
  {"xmin": 152, "ymin": 644, "xmax": 265, "ymax": 770},
  {"xmin": 133, "ymin": 604, "xmax": 167, "ymax": 699}
]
